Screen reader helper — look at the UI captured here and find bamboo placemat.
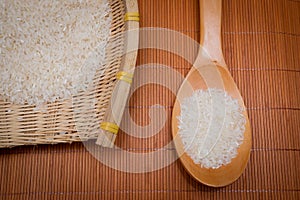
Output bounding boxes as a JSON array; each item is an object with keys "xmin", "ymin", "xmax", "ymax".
[{"xmin": 0, "ymin": 0, "xmax": 299, "ymax": 199}]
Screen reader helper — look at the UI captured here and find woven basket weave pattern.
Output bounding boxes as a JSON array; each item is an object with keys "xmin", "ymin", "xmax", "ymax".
[{"xmin": 0, "ymin": 0, "xmax": 126, "ymax": 148}]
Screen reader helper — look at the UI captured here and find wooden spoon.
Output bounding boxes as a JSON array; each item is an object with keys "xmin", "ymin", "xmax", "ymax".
[{"xmin": 171, "ymin": 0, "xmax": 251, "ymax": 187}]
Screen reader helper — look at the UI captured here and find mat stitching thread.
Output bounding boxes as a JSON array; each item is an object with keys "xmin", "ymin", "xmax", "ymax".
[
  {"xmin": 134, "ymin": 65, "xmax": 300, "ymax": 72},
  {"xmin": 223, "ymin": 31, "xmax": 300, "ymax": 37},
  {"xmin": 123, "ymin": 106, "xmax": 300, "ymax": 110},
  {"xmin": 288, "ymin": 0, "xmax": 300, "ymax": 3},
  {"xmin": 1, "ymin": 148, "xmax": 300, "ymax": 155},
  {"xmin": 229, "ymin": 68, "xmax": 300, "ymax": 72},
  {"xmin": 1, "ymin": 189, "xmax": 300, "ymax": 196}
]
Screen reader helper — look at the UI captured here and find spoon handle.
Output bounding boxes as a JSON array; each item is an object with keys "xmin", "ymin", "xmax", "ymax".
[{"xmin": 199, "ymin": 0, "xmax": 226, "ymax": 67}]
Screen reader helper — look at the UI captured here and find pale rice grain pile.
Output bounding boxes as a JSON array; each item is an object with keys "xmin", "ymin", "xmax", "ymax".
[
  {"xmin": 178, "ymin": 88, "xmax": 246, "ymax": 169},
  {"xmin": 0, "ymin": 0, "xmax": 111, "ymax": 105}
]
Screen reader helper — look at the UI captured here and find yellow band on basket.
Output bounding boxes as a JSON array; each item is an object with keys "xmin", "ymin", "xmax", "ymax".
[
  {"xmin": 100, "ymin": 122, "xmax": 119, "ymax": 134},
  {"xmin": 124, "ymin": 12, "xmax": 140, "ymax": 22},
  {"xmin": 116, "ymin": 71, "xmax": 133, "ymax": 84}
]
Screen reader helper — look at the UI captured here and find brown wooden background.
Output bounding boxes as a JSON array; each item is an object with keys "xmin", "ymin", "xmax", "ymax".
[{"xmin": 0, "ymin": 0, "xmax": 299, "ymax": 199}]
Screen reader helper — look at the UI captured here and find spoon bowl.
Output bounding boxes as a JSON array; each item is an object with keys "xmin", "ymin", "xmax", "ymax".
[{"xmin": 172, "ymin": 64, "xmax": 252, "ymax": 187}]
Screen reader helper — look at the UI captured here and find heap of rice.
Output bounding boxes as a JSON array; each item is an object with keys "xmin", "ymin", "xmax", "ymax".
[
  {"xmin": 0, "ymin": 0, "xmax": 111, "ymax": 105},
  {"xmin": 177, "ymin": 88, "xmax": 246, "ymax": 169}
]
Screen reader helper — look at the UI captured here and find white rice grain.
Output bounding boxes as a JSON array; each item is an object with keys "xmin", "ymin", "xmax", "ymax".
[
  {"xmin": 0, "ymin": 0, "xmax": 112, "ymax": 105},
  {"xmin": 177, "ymin": 88, "xmax": 246, "ymax": 169}
]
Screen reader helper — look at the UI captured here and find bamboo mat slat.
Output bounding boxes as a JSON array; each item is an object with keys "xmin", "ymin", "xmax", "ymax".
[{"xmin": 0, "ymin": 0, "xmax": 300, "ymax": 199}]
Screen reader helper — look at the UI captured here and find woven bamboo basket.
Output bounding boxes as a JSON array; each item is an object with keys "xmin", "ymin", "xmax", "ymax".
[{"xmin": 0, "ymin": 0, "xmax": 139, "ymax": 148}]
